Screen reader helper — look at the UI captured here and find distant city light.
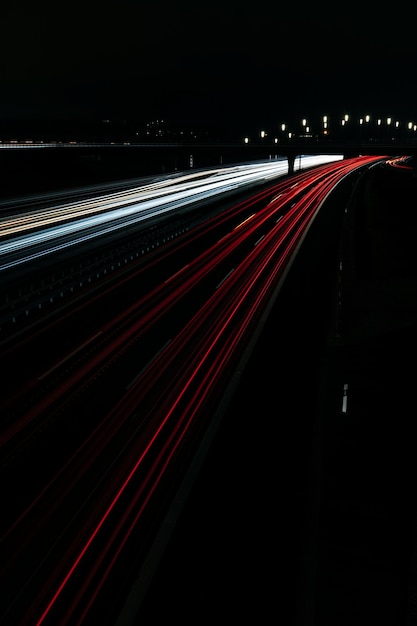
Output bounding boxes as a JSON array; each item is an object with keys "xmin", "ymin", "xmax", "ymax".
[{"xmin": 1, "ymin": 111, "xmax": 417, "ymax": 147}]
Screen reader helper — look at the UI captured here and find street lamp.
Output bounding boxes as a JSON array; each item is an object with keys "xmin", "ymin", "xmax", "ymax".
[{"xmin": 300, "ymin": 118, "xmax": 309, "ymax": 138}]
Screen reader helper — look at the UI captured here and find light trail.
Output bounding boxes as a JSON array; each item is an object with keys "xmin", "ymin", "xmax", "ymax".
[
  {"xmin": 1, "ymin": 154, "xmax": 383, "ymax": 626},
  {"xmin": 0, "ymin": 157, "xmax": 342, "ymax": 272}
]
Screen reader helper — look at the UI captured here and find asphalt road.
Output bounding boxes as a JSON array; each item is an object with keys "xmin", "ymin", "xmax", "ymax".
[
  {"xmin": 122, "ymin": 161, "xmax": 417, "ymax": 626},
  {"xmin": 311, "ymin": 162, "xmax": 417, "ymax": 626},
  {"xmin": 3, "ymin": 157, "xmax": 415, "ymax": 626}
]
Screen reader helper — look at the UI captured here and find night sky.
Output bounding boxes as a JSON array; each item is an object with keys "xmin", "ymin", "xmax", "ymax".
[{"xmin": 2, "ymin": 1, "xmax": 417, "ymax": 135}]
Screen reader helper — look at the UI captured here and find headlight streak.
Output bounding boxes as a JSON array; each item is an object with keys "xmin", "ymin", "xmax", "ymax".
[
  {"xmin": 0, "ymin": 161, "xmax": 289, "ymax": 240},
  {"xmin": 0, "ymin": 184, "xmax": 240, "ymax": 258},
  {"xmin": 0, "ymin": 156, "xmax": 342, "ymax": 272}
]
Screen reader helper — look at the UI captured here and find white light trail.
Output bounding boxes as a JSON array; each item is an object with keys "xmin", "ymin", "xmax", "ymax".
[{"xmin": 0, "ymin": 156, "xmax": 343, "ymax": 272}]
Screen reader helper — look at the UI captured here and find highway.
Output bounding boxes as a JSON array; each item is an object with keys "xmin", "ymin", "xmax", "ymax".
[
  {"xmin": 0, "ymin": 154, "xmax": 387, "ymax": 625},
  {"xmin": 0, "ymin": 156, "xmax": 341, "ymax": 337}
]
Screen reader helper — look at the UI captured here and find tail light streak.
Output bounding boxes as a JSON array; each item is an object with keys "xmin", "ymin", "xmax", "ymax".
[{"xmin": 0, "ymin": 155, "xmax": 388, "ymax": 625}]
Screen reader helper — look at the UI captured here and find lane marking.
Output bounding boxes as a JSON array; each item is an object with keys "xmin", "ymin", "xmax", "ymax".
[{"xmin": 341, "ymin": 383, "xmax": 348, "ymax": 414}]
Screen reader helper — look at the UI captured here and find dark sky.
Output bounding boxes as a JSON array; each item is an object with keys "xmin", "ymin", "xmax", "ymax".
[{"xmin": 1, "ymin": 1, "xmax": 416, "ymax": 134}]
